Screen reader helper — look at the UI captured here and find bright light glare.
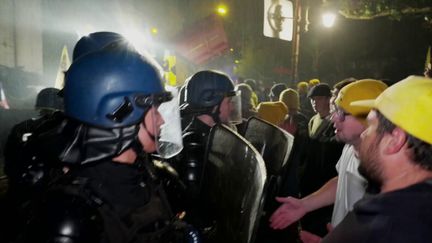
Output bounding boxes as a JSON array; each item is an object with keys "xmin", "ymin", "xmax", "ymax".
[
  {"xmin": 75, "ymin": 24, "xmax": 95, "ymax": 39},
  {"xmin": 322, "ymin": 12, "xmax": 336, "ymax": 28},
  {"xmin": 123, "ymin": 30, "xmax": 144, "ymax": 46},
  {"xmin": 216, "ymin": 5, "xmax": 227, "ymax": 16},
  {"xmin": 122, "ymin": 30, "xmax": 150, "ymax": 53}
]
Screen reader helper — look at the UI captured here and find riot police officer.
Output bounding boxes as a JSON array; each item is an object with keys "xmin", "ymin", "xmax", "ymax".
[
  {"xmin": 15, "ymin": 42, "xmax": 191, "ymax": 243},
  {"xmin": 4, "ymin": 87, "xmax": 63, "ymax": 196},
  {"xmin": 3, "ymin": 31, "xmax": 129, "ymax": 198},
  {"xmin": 168, "ymin": 70, "xmax": 242, "ymax": 238},
  {"xmin": 0, "ymin": 33, "xmax": 132, "ymax": 242}
]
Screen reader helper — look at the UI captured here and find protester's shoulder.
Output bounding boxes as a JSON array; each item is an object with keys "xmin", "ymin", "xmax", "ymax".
[
  {"xmin": 293, "ymin": 112, "xmax": 309, "ymax": 123},
  {"xmin": 309, "ymin": 113, "xmax": 320, "ymax": 121},
  {"xmin": 385, "ymin": 181, "xmax": 432, "ymax": 209},
  {"xmin": 356, "ymin": 181, "xmax": 432, "ymax": 218}
]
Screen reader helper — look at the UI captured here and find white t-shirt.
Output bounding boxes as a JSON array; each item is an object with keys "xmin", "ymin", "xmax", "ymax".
[{"xmin": 331, "ymin": 144, "xmax": 367, "ymax": 226}]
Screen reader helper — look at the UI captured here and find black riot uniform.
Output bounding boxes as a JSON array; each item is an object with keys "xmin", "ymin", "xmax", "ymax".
[
  {"xmin": 167, "ymin": 70, "xmax": 242, "ymax": 239},
  {"xmin": 20, "ymin": 156, "xmax": 187, "ymax": 243},
  {"xmin": 1, "ymin": 92, "xmax": 65, "ymax": 242},
  {"xmin": 168, "ymin": 117, "xmax": 212, "ymax": 232},
  {"xmin": 2, "ymin": 33, "xmax": 131, "ymax": 242},
  {"xmin": 3, "ymin": 87, "xmax": 64, "ymax": 198},
  {"xmin": 11, "ymin": 42, "xmax": 195, "ymax": 243}
]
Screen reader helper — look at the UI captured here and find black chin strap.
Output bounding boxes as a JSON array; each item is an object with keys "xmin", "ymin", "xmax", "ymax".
[
  {"xmin": 130, "ymin": 138, "xmax": 144, "ymax": 157},
  {"xmin": 210, "ymin": 104, "xmax": 221, "ymax": 124},
  {"xmin": 141, "ymin": 120, "xmax": 157, "ymax": 141},
  {"xmin": 182, "ymin": 104, "xmax": 221, "ymax": 124}
]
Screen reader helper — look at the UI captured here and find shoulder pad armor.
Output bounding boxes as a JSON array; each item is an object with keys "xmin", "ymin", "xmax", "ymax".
[{"xmin": 23, "ymin": 187, "xmax": 104, "ymax": 243}]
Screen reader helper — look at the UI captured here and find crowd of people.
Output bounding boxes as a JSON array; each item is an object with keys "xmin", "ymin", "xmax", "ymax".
[{"xmin": 0, "ymin": 31, "xmax": 432, "ymax": 243}]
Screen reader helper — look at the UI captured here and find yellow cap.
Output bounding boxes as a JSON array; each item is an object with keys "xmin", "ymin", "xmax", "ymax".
[
  {"xmin": 279, "ymin": 88, "xmax": 300, "ymax": 110},
  {"xmin": 256, "ymin": 101, "xmax": 288, "ymax": 125},
  {"xmin": 297, "ymin": 81, "xmax": 309, "ymax": 93},
  {"xmin": 335, "ymin": 79, "xmax": 387, "ymax": 119},
  {"xmin": 351, "ymin": 76, "xmax": 432, "ymax": 144},
  {"xmin": 309, "ymin": 79, "xmax": 320, "ymax": 86}
]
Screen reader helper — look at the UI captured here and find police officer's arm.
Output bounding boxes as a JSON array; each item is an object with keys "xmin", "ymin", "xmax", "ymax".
[{"xmin": 269, "ymin": 176, "xmax": 338, "ymax": 229}]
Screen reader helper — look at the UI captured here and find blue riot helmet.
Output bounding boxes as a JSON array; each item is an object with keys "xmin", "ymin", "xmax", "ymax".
[
  {"xmin": 72, "ymin": 31, "xmax": 127, "ymax": 61},
  {"xmin": 61, "ymin": 44, "xmax": 182, "ymax": 164},
  {"xmin": 58, "ymin": 32, "xmax": 129, "ymax": 97},
  {"xmin": 183, "ymin": 70, "xmax": 242, "ymax": 124},
  {"xmin": 65, "ymin": 45, "xmax": 165, "ymax": 128}
]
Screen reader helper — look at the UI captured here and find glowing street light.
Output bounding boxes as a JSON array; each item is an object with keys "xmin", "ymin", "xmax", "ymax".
[
  {"xmin": 322, "ymin": 12, "xmax": 336, "ymax": 28},
  {"xmin": 151, "ymin": 27, "xmax": 158, "ymax": 35},
  {"xmin": 216, "ymin": 4, "xmax": 228, "ymax": 16}
]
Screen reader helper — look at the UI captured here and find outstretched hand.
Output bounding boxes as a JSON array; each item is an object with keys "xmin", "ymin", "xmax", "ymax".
[
  {"xmin": 269, "ymin": 196, "xmax": 307, "ymax": 229},
  {"xmin": 299, "ymin": 223, "xmax": 334, "ymax": 243},
  {"xmin": 300, "ymin": 230, "xmax": 321, "ymax": 243}
]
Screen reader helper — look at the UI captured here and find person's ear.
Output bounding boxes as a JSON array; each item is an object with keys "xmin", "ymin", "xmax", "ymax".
[{"xmin": 383, "ymin": 127, "xmax": 407, "ymax": 155}]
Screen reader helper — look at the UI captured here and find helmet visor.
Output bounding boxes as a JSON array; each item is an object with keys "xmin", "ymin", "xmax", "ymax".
[
  {"xmin": 227, "ymin": 90, "xmax": 243, "ymax": 125},
  {"xmin": 154, "ymin": 85, "xmax": 183, "ymax": 158}
]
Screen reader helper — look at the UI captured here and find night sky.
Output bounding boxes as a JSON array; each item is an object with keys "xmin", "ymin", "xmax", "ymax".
[
  {"xmin": 8, "ymin": 0, "xmax": 432, "ymax": 90},
  {"xmin": 302, "ymin": 14, "xmax": 432, "ymax": 85},
  {"xmin": 225, "ymin": 1, "xmax": 432, "ymax": 86}
]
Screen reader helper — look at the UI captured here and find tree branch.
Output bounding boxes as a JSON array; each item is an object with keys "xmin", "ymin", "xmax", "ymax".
[{"xmin": 339, "ymin": 7, "xmax": 432, "ymax": 20}]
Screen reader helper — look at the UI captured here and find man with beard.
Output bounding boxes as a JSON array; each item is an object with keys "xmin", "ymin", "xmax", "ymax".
[
  {"xmin": 270, "ymin": 79, "xmax": 387, "ymax": 241},
  {"xmin": 322, "ymin": 75, "xmax": 432, "ymax": 242}
]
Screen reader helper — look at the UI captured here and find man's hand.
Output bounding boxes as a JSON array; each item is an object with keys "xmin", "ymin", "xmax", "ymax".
[
  {"xmin": 299, "ymin": 223, "xmax": 333, "ymax": 243},
  {"xmin": 269, "ymin": 196, "xmax": 307, "ymax": 229},
  {"xmin": 300, "ymin": 230, "xmax": 321, "ymax": 243},
  {"xmin": 326, "ymin": 223, "xmax": 334, "ymax": 233}
]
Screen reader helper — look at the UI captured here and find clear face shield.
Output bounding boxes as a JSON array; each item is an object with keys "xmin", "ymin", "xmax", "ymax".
[
  {"xmin": 224, "ymin": 90, "xmax": 242, "ymax": 125},
  {"xmin": 155, "ymin": 86, "xmax": 184, "ymax": 158},
  {"xmin": 136, "ymin": 86, "xmax": 183, "ymax": 159}
]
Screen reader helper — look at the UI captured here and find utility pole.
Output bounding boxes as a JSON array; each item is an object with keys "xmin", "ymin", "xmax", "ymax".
[{"xmin": 291, "ymin": 0, "xmax": 301, "ymax": 83}]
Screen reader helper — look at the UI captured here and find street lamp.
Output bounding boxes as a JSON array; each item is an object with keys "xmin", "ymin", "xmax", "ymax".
[
  {"xmin": 322, "ymin": 12, "xmax": 336, "ymax": 28},
  {"xmin": 216, "ymin": 4, "xmax": 228, "ymax": 16},
  {"xmin": 291, "ymin": 1, "xmax": 337, "ymax": 82},
  {"xmin": 151, "ymin": 27, "xmax": 158, "ymax": 35}
]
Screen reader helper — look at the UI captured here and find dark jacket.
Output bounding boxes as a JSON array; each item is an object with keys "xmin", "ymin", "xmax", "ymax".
[
  {"xmin": 323, "ymin": 180, "xmax": 432, "ymax": 243},
  {"xmin": 299, "ymin": 115, "xmax": 344, "ymax": 236}
]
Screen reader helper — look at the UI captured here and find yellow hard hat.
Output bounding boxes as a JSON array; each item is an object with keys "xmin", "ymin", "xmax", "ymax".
[
  {"xmin": 279, "ymin": 88, "xmax": 299, "ymax": 110},
  {"xmin": 256, "ymin": 101, "xmax": 288, "ymax": 125},
  {"xmin": 335, "ymin": 79, "xmax": 388, "ymax": 120},
  {"xmin": 351, "ymin": 76, "xmax": 432, "ymax": 144}
]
